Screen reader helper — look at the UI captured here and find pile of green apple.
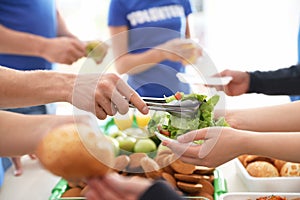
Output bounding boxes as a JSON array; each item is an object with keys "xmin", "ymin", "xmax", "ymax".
[{"xmin": 106, "ymin": 130, "xmax": 157, "ymax": 155}]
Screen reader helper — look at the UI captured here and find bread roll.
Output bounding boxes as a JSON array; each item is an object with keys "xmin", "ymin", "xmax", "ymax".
[
  {"xmin": 61, "ymin": 187, "xmax": 82, "ymax": 197},
  {"xmin": 197, "ymin": 179, "xmax": 214, "ymax": 195},
  {"xmin": 280, "ymin": 162, "xmax": 300, "ymax": 177},
  {"xmin": 162, "ymin": 172, "xmax": 177, "ymax": 189},
  {"xmin": 190, "ymin": 192, "xmax": 213, "ymax": 200},
  {"xmin": 114, "ymin": 155, "xmax": 130, "ymax": 172},
  {"xmin": 80, "ymin": 185, "xmax": 90, "ymax": 196},
  {"xmin": 246, "ymin": 161, "xmax": 279, "ymax": 177},
  {"xmin": 274, "ymin": 159, "xmax": 287, "ymax": 172},
  {"xmin": 140, "ymin": 157, "xmax": 163, "ymax": 179},
  {"xmin": 170, "ymin": 156, "xmax": 196, "ymax": 175},
  {"xmin": 242, "ymin": 155, "xmax": 274, "ymax": 167},
  {"xmin": 127, "ymin": 153, "xmax": 148, "ymax": 173},
  {"xmin": 177, "ymin": 181, "xmax": 203, "ymax": 194},
  {"xmin": 35, "ymin": 124, "xmax": 114, "ymax": 180},
  {"xmin": 238, "ymin": 155, "xmax": 248, "ymax": 167}
]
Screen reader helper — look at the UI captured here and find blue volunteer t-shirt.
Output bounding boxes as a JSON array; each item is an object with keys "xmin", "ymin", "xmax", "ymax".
[
  {"xmin": 0, "ymin": 0, "xmax": 57, "ymax": 70},
  {"xmin": 108, "ymin": 0, "xmax": 193, "ymax": 97}
]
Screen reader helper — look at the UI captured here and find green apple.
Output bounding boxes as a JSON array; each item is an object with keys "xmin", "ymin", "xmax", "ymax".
[
  {"xmin": 109, "ymin": 130, "xmax": 126, "ymax": 138},
  {"xmin": 105, "ymin": 135, "xmax": 120, "ymax": 156},
  {"xmin": 116, "ymin": 136, "xmax": 136, "ymax": 152},
  {"xmin": 85, "ymin": 40, "xmax": 108, "ymax": 63},
  {"xmin": 134, "ymin": 139, "xmax": 157, "ymax": 153}
]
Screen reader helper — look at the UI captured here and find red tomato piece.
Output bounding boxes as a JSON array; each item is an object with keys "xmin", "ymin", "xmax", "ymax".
[{"xmin": 174, "ymin": 92, "xmax": 182, "ymax": 100}]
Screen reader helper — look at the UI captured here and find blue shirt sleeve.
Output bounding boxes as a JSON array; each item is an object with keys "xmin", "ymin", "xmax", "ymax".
[
  {"xmin": 108, "ymin": 0, "xmax": 128, "ymax": 26},
  {"xmin": 182, "ymin": 0, "xmax": 193, "ymax": 16}
]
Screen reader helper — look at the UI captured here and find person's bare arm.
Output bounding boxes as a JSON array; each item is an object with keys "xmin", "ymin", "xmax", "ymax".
[
  {"xmin": 0, "ymin": 24, "xmax": 85, "ymax": 64},
  {"xmin": 109, "ymin": 26, "xmax": 198, "ymax": 75},
  {"xmin": 185, "ymin": 18, "xmax": 191, "ymax": 38},
  {"xmin": 164, "ymin": 127, "xmax": 300, "ymax": 168},
  {"xmin": 56, "ymin": 9, "xmax": 76, "ymax": 38},
  {"xmin": 225, "ymin": 101, "xmax": 300, "ymax": 132},
  {"xmin": 0, "ymin": 24, "xmax": 47, "ymax": 57},
  {"xmin": 0, "ymin": 66, "xmax": 74, "ymax": 108},
  {"xmin": 0, "ymin": 66, "xmax": 148, "ymax": 119},
  {"xmin": 246, "ymin": 131, "xmax": 300, "ymax": 163},
  {"xmin": 0, "ymin": 111, "xmax": 75, "ymax": 156},
  {"xmin": 109, "ymin": 26, "xmax": 164, "ymax": 75}
]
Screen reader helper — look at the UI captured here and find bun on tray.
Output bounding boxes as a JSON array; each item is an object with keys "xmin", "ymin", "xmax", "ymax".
[
  {"xmin": 239, "ymin": 155, "xmax": 300, "ymax": 178},
  {"xmin": 35, "ymin": 124, "xmax": 114, "ymax": 180},
  {"xmin": 280, "ymin": 162, "xmax": 300, "ymax": 177},
  {"xmin": 246, "ymin": 161, "xmax": 279, "ymax": 177},
  {"xmin": 242, "ymin": 155, "xmax": 274, "ymax": 167}
]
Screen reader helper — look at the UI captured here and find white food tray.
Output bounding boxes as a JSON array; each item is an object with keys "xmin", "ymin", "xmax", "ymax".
[
  {"xmin": 235, "ymin": 158, "xmax": 300, "ymax": 192},
  {"xmin": 220, "ymin": 192, "xmax": 300, "ymax": 200}
]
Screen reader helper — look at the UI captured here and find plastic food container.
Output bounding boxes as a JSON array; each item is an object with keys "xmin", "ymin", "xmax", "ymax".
[
  {"xmin": 49, "ymin": 169, "xmax": 227, "ymax": 200},
  {"xmin": 219, "ymin": 192, "xmax": 300, "ymax": 200},
  {"xmin": 235, "ymin": 158, "xmax": 300, "ymax": 192}
]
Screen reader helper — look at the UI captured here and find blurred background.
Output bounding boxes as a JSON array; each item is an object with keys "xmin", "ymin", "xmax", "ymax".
[{"xmin": 55, "ymin": 0, "xmax": 300, "ymax": 113}]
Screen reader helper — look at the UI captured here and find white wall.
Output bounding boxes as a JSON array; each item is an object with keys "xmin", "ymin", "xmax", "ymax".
[
  {"xmin": 201, "ymin": 0, "xmax": 300, "ymax": 71},
  {"xmin": 190, "ymin": 0, "xmax": 300, "ymax": 109},
  {"xmin": 57, "ymin": 0, "xmax": 110, "ymax": 41}
]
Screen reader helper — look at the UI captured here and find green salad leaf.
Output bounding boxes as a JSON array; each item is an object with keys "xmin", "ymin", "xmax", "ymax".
[{"xmin": 148, "ymin": 92, "xmax": 229, "ymax": 139}]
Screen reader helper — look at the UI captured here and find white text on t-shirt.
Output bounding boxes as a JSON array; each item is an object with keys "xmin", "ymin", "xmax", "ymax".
[{"xmin": 127, "ymin": 5, "xmax": 185, "ymax": 27}]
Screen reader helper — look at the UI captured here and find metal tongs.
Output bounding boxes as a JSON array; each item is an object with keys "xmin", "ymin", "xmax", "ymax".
[{"xmin": 130, "ymin": 97, "xmax": 201, "ymax": 118}]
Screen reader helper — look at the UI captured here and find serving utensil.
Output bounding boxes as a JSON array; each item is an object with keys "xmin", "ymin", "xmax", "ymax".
[{"xmin": 130, "ymin": 97, "xmax": 201, "ymax": 118}]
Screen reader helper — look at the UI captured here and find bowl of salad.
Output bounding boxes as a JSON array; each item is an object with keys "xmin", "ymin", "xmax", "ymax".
[{"xmin": 147, "ymin": 92, "xmax": 229, "ymax": 142}]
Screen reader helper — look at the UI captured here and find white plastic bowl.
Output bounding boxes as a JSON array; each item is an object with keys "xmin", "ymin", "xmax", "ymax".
[{"xmin": 235, "ymin": 158, "xmax": 300, "ymax": 192}]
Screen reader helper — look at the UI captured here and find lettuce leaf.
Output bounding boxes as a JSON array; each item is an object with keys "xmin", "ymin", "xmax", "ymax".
[{"xmin": 147, "ymin": 93, "xmax": 229, "ymax": 139}]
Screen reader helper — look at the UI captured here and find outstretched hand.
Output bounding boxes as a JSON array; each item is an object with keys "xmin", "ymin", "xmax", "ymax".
[
  {"xmin": 207, "ymin": 69, "xmax": 250, "ymax": 96},
  {"xmin": 163, "ymin": 127, "xmax": 247, "ymax": 167}
]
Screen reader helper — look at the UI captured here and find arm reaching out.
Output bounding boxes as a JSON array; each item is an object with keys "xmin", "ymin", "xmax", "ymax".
[
  {"xmin": 0, "ymin": 111, "xmax": 78, "ymax": 156},
  {"xmin": 0, "ymin": 24, "xmax": 86, "ymax": 65},
  {"xmin": 0, "ymin": 66, "xmax": 148, "ymax": 119},
  {"xmin": 225, "ymin": 101, "xmax": 300, "ymax": 132},
  {"xmin": 163, "ymin": 127, "xmax": 300, "ymax": 168}
]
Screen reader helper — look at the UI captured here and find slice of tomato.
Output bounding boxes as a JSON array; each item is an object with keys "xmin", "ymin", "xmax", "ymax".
[
  {"xmin": 174, "ymin": 92, "xmax": 182, "ymax": 100},
  {"xmin": 157, "ymin": 125, "xmax": 170, "ymax": 137},
  {"xmin": 159, "ymin": 129, "xmax": 170, "ymax": 137}
]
